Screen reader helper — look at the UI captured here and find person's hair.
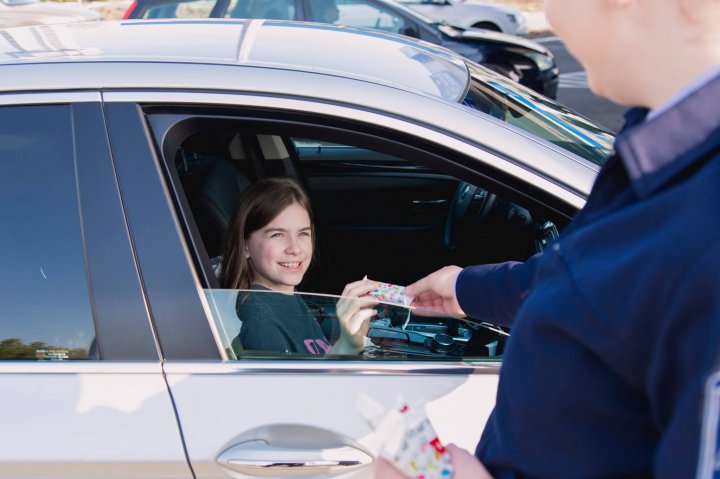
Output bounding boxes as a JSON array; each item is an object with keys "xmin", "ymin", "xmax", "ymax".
[{"xmin": 220, "ymin": 177, "xmax": 314, "ymax": 290}]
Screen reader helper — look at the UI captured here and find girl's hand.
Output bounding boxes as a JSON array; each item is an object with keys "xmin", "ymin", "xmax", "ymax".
[{"xmin": 331, "ymin": 279, "xmax": 379, "ymax": 354}]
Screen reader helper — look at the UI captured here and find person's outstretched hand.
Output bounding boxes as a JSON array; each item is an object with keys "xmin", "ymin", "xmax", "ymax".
[
  {"xmin": 375, "ymin": 443, "xmax": 493, "ymax": 479},
  {"xmin": 406, "ymin": 266, "xmax": 466, "ymax": 318},
  {"xmin": 331, "ymin": 278, "xmax": 379, "ymax": 354}
]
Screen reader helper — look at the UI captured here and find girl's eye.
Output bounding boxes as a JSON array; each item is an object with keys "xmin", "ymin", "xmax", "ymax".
[
  {"xmin": 300, "ymin": 231, "xmax": 312, "ymax": 237},
  {"xmin": 270, "ymin": 232, "xmax": 284, "ymax": 238}
]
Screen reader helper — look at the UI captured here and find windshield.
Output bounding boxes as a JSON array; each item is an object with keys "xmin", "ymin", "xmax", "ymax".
[
  {"xmin": 204, "ymin": 288, "xmax": 506, "ymax": 360},
  {"xmin": 463, "ymin": 62, "xmax": 614, "ymax": 165}
]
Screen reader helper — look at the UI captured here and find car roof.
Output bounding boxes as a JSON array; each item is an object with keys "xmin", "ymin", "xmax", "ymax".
[{"xmin": 0, "ymin": 19, "xmax": 470, "ymax": 102}]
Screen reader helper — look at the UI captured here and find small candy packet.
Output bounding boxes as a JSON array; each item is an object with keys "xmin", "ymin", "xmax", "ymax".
[
  {"xmin": 366, "ymin": 280, "xmax": 415, "ymax": 307},
  {"xmin": 357, "ymin": 394, "xmax": 453, "ymax": 479}
]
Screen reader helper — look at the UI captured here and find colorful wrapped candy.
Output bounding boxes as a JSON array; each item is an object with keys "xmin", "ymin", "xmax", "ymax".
[
  {"xmin": 357, "ymin": 395, "xmax": 453, "ymax": 479},
  {"xmin": 367, "ymin": 281, "xmax": 415, "ymax": 307}
]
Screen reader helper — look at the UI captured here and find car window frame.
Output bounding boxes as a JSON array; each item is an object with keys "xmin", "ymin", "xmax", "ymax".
[
  {"xmin": 0, "ymin": 93, "xmax": 160, "ymax": 361},
  {"xmin": 100, "ymin": 89, "xmax": 584, "ymax": 365}
]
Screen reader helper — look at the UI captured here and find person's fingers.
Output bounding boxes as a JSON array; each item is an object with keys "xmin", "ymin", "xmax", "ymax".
[
  {"xmin": 411, "ymin": 304, "xmax": 448, "ymax": 317},
  {"xmin": 344, "ymin": 306, "xmax": 376, "ymax": 335},
  {"xmin": 342, "ymin": 278, "xmax": 379, "ymax": 294},
  {"xmin": 446, "ymin": 444, "xmax": 494, "ymax": 479},
  {"xmin": 358, "ymin": 306, "xmax": 376, "ymax": 328},
  {"xmin": 375, "ymin": 457, "xmax": 408, "ymax": 479},
  {"xmin": 405, "ymin": 273, "xmax": 435, "ymax": 298},
  {"xmin": 337, "ymin": 294, "xmax": 377, "ymax": 318},
  {"xmin": 340, "ymin": 279, "xmax": 381, "ymax": 305},
  {"xmin": 406, "ymin": 265, "xmax": 461, "ymax": 298}
]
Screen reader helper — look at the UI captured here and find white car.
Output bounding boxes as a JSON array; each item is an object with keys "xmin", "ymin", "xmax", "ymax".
[
  {"xmin": 396, "ymin": 0, "xmax": 527, "ymax": 34},
  {"xmin": 0, "ymin": 19, "xmax": 612, "ymax": 478},
  {"xmin": 0, "ymin": 0, "xmax": 99, "ymax": 28}
]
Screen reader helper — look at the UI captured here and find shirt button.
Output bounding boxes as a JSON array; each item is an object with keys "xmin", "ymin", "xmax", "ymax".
[{"xmin": 552, "ymin": 243, "xmax": 560, "ymax": 252}]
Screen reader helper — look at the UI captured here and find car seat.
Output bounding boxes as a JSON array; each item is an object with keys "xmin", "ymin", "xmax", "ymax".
[{"xmin": 196, "ymin": 157, "xmax": 252, "ymax": 258}]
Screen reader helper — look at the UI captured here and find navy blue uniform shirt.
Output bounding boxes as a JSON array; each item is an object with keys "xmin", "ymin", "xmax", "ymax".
[{"xmin": 456, "ymin": 71, "xmax": 720, "ymax": 478}]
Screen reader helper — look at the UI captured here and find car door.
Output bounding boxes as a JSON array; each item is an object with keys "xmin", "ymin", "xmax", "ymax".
[
  {"xmin": 101, "ymin": 84, "xmax": 584, "ymax": 478},
  {"xmin": 0, "ymin": 95, "xmax": 191, "ymax": 478}
]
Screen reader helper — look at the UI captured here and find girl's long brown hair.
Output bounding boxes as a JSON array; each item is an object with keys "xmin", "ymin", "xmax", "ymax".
[{"xmin": 220, "ymin": 177, "xmax": 314, "ymax": 290}]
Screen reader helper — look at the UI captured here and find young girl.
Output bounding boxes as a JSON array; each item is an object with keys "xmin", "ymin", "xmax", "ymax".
[{"xmin": 220, "ymin": 177, "xmax": 378, "ymax": 355}]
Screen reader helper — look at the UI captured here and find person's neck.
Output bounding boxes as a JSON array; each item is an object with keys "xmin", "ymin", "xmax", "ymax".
[
  {"xmin": 646, "ymin": 66, "xmax": 719, "ymax": 123},
  {"xmin": 645, "ymin": 60, "xmax": 720, "ymax": 111},
  {"xmin": 251, "ymin": 281, "xmax": 295, "ymax": 294}
]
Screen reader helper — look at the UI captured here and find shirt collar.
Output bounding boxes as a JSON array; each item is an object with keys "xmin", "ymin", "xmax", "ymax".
[{"xmin": 615, "ymin": 70, "xmax": 720, "ymax": 198}]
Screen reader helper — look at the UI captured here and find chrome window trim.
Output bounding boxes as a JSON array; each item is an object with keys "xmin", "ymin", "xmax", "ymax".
[
  {"xmin": 0, "ymin": 359, "xmax": 500, "ymax": 376},
  {"xmin": 162, "ymin": 360, "xmax": 502, "ymax": 375},
  {"xmin": 0, "ymin": 91, "xmax": 101, "ymax": 105},
  {"xmin": 0, "ymin": 362, "xmax": 163, "ymax": 374},
  {"xmin": 103, "ymin": 90, "xmax": 584, "ymax": 367}
]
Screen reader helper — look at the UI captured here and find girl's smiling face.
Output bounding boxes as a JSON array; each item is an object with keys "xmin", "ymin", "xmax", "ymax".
[{"xmin": 245, "ymin": 202, "xmax": 313, "ymax": 293}]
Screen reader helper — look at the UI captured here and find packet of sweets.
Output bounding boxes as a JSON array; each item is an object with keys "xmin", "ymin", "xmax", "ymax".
[
  {"xmin": 357, "ymin": 395, "xmax": 453, "ymax": 479},
  {"xmin": 366, "ymin": 281, "xmax": 415, "ymax": 307}
]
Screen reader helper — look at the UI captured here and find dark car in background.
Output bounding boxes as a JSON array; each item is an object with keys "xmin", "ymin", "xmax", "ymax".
[{"xmin": 122, "ymin": 0, "xmax": 559, "ymax": 97}]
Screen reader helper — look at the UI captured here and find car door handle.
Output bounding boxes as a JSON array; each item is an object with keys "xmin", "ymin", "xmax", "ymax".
[
  {"xmin": 218, "ymin": 440, "xmax": 373, "ymax": 475},
  {"xmin": 412, "ymin": 199, "xmax": 447, "ymax": 205}
]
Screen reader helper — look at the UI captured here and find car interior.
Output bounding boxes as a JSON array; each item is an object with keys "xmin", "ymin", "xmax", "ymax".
[{"xmin": 147, "ymin": 107, "xmax": 572, "ymax": 359}]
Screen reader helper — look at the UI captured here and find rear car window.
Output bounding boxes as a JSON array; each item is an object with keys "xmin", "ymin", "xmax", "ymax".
[
  {"xmin": 142, "ymin": 0, "xmax": 217, "ymax": 18},
  {"xmin": 0, "ymin": 105, "xmax": 96, "ymax": 360}
]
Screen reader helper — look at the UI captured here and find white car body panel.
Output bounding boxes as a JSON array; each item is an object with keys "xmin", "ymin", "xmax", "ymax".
[
  {"xmin": 0, "ymin": 363, "xmax": 191, "ymax": 478},
  {"xmin": 164, "ymin": 362, "xmax": 498, "ymax": 478}
]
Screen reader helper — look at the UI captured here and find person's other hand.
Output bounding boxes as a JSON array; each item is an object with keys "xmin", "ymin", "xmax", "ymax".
[
  {"xmin": 332, "ymin": 279, "xmax": 379, "ymax": 354},
  {"xmin": 375, "ymin": 443, "xmax": 493, "ymax": 479},
  {"xmin": 406, "ymin": 266, "xmax": 466, "ymax": 318}
]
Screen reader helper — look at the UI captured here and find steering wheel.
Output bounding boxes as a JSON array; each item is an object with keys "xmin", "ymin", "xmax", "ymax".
[{"xmin": 443, "ymin": 181, "xmax": 495, "ymax": 251}]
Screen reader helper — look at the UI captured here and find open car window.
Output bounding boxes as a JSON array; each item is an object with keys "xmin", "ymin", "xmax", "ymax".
[
  {"xmin": 146, "ymin": 107, "xmax": 574, "ymax": 361},
  {"xmin": 205, "ymin": 289, "xmax": 507, "ymax": 360}
]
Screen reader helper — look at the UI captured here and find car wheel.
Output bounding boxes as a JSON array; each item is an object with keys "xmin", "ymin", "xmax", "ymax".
[{"xmin": 472, "ymin": 21, "xmax": 502, "ymax": 32}]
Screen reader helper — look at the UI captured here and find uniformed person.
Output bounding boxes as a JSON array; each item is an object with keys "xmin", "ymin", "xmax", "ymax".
[{"xmin": 378, "ymin": 0, "xmax": 720, "ymax": 477}]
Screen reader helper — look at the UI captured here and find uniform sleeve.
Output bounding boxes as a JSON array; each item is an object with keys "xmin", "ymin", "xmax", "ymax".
[{"xmin": 455, "ymin": 253, "xmax": 542, "ymax": 328}]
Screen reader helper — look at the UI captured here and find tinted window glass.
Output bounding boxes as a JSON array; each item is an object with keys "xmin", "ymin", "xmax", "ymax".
[
  {"xmin": 463, "ymin": 62, "xmax": 615, "ymax": 165},
  {"xmin": 154, "ymin": 117, "xmax": 558, "ymax": 361},
  {"xmin": 226, "ymin": 0, "xmax": 296, "ymax": 19},
  {"xmin": 142, "ymin": 0, "xmax": 216, "ymax": 18},
  {"xmin": 309, "ymin": 0, "xmax": 407, "ymax": 33},
  {"xmin": 206, "ymin": 289, "xmax": 505, "ymax": 360},
  {"xmin": 0, "ymin": 105, "xmax": 95, "ymax": 360}
]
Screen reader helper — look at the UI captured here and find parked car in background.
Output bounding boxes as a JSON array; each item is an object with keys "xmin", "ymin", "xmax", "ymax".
[
  {"xmin": 0, "ymin": 19, "xmax": 612, "ymax": 478},
  {"xmin": 396, "ymin": 0, "xmax": 526, "ymax": 34},
  {"xmin": 123, "ymin": 0, "xmax": 559, "ymax": 97},
  {"xmin": 0, "ymin": 0, "xmax": 99, "ymax": 28}
]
